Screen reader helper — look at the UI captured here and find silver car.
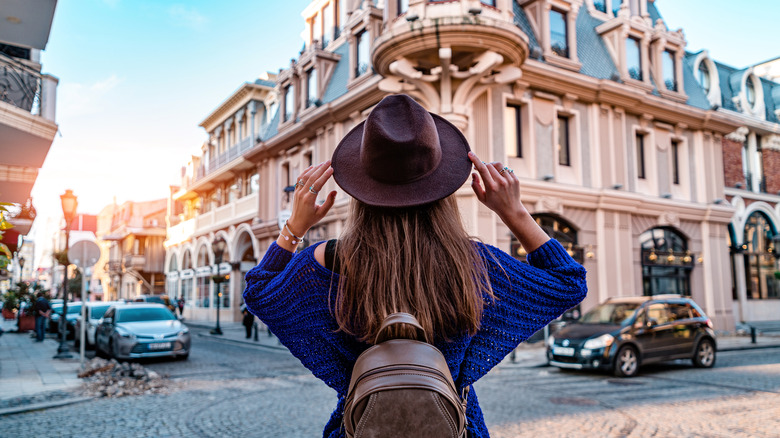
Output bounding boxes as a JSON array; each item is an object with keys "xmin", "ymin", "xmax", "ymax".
[
  {"xmin": 74, "ymin": 301, "xmax": 123, "ymax": 349},
  {"xmin": 95, "ymin": 303, "xmax": 190, "ymax": 360}
]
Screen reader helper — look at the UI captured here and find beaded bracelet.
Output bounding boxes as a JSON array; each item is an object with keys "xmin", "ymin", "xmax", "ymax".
[{"xmin": 280, "ymin": 221, "xmax": 305, "ymax": 245}]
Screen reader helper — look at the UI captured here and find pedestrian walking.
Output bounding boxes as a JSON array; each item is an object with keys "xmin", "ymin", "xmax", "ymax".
[
  {"xmin": 243, "ymin": 94, "xmax": 588, "ymax": 438},
  {"xmin": 34, "ymin": 292, "xmax": 51, "ymax": 342},
  {"xmin": 241, "ymin": 305, "xmax": 254, "ymax": 339},
  {"xmin": 177, "ymin": 296, "xmax": 185, "ymax": 318}
]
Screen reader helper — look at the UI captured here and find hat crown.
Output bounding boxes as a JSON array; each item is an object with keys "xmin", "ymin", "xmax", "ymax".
[{"xmin": 360, "ymin": 95, "xmax": 441, "ymax": 184}]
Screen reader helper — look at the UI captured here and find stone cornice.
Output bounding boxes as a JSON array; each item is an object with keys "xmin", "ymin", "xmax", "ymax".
[
  {"xmin": 199, "ymin": 82, "xmax": 274, "ymax": 132},
  {"xmin": 521, "ymin": 60, "xmax": 740, "ymax": 134},
  {"xmin": 0, "ymin": 101, "xmax": 58, "ymax": 141}
]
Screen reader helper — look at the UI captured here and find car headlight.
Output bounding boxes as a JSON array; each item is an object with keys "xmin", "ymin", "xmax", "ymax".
[
  {"xmin": 583, "ymin": 334, "xmax": 614, "ymax": 350},
  {"xmin": 115, "ymin": 328, "xmax": 135, "ymax": 339},
  {"xmin": 546, "ymin": 335, "xmax": 556, "ymax": 347}
]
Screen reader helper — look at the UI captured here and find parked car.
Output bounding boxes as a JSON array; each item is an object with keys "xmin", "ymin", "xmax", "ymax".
[
  {"xmin": 95, "ymin": 303, "xmax": 190, "ymax": 360},
  {"xmin": 132, "ymin": 295, "xmax": 176, "ymax": 313},
  {"xmin": 546, "ymin": 295, "xmax": 716, "ymax": 377},
  {"xmin": 74, "ymin": 301, "xmax": 122, "ymax": 349},
  {"xmin": 48, "ymin": 302, "xmax": 82, "ymax": 338}
]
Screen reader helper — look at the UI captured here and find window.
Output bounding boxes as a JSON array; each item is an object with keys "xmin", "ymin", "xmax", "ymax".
[
  {"xmin": 480, "ymin": 0, "xmax": 496, "ymax": 6},
  {"xmin": 557, "ymin": 115, "xmax": 570, "ymax": 166},
  {"xmin": 594, "ymin": 0, "xmax": 606, "ymax": 13},
  {"xmin": 305, "ymin": 151, "xmax": 313, "ymax": 167},
  {"xmin": 668, "ymin": 303, "xmax": 692, "ymax": 322},
  {"xmin": 640, "ymin": 227, "xmax": 692, "ymax": 296},
  {"xmin": 397, "ymin": 0, "xmax": 409, "ymax": 16},
  {"xmin": 663, "ymin": 50, "xmax": 676, "ymax": 91},
  {"xmin": 671, "ymin": 140, "xmax": 680, "ymax": 185},
  {"xmin": 504, "ymin": 104, "xmax": 522, "ymax": 158},
  {"xmin": 757, "ymin": 135, "xmax": 766, "ymax": 192},
  {"xmin": 248, "ymin": 173, "xmax": 260, "ymax": 194},
  {"xmin": 306, "ymin": 68, "xmax": 318, "ymax": 108},
  {"xmin": 284, "ymin": 84, "xmax": 294, "ymax": 122},
  {"xmin": 338, "ymin": 0, "xmax": 347, "ymax": 34},
  {"xmin": 698, "ymin": 61, "xmax": 710, "ymax": 93},
  {"xmin": 746, "ymin": 76, "xmax": 756, "ymax": 107},
  {"xmin": 355, "ymin": 30, "xmax": 370, "ymax": 77},
  {"xmin": 550, "ymin": 9, "xmax": 568, "ymax": 58},
  {"xmin": 742, "ymin": 140, "xmax": 752, "ymax": 190},
  {"xmin": 626, "ymin": 37, "xmax": 642, "ymax": 80},
  {"xmin": 311, "ymin": 12, "xmax": 321, "ymax": 47},
  {"xmin": 742, "ymin": 212, "xmax": 778, "ymax": 300},
  {"xmin": 636, "ymin": 132, "xmax": 645, "ymax": 179},
  {"xmin": 612, "ymin": 0, "xmax": 622, "ymax": 15},
  {"xmin": 323, "ymin": 2, "xmax": 334, "ymax": 46}
]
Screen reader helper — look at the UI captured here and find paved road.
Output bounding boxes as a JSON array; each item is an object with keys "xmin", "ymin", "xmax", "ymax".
[{"xmin": 3, "ymin": 327, "xmax": 780, "ymax": 437}]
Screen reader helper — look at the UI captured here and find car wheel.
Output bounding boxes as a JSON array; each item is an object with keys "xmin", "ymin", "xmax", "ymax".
[
  {"xmin": 693, "ymin": 338, "xmax": 716, "ymax": 368},
  {"xmin": 613, "ymin": 345, "xmax": 639, "ymax": 378}
]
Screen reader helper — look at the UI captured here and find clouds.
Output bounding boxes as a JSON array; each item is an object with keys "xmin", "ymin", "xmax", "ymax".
[
  {"xmin": 57, "ymin": 74, "xmax": 123, "ymax": 119},
  {"xmin": 168, "ymin": 4, "xmax": 209, "ymax": 30}
]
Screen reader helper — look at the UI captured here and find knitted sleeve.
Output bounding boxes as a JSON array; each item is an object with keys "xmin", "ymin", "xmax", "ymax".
[
  {"xmin": 460, "ymin": 239, "xmax": 588, "ymax": 385},
  {"xmin": 242, "ymin": 241, "xmax": 360, "ymax": 395}
]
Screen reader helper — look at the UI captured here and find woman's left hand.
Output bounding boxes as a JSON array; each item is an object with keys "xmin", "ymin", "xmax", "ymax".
[{"xmin": 286, "ymin": 161, "xmax": 337, "ymax": 237}]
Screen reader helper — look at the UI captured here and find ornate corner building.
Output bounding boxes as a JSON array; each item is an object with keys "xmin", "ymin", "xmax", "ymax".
[{"xmin": 164, "ymin": 0, "xmax": 780, "ymax": 329}]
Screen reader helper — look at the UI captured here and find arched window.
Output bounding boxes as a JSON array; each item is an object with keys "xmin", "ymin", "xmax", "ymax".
[
  {"xmin": 742, "ymin": 212, "xmax": 778, "ymax": 300},
  {"xmin": 698, "ymin": 61, "xmax": 710, "ymax": 93},
  {"xmin": 181, "ymin": 250, "xmax": 193, "ymax": 306},
  {"xmin": 196, "ymin": 246, "xmax": 210, "ymax": 308},
  {"xmin": 640, "ymin": 227, "xmax": 692, "ymax": 296}
]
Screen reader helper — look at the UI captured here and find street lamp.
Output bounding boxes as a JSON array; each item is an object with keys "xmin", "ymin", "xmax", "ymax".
[
  {"xmin": 18, "ymin": 256, "xmax": 25, "ymax": 282},
  {"xmin": 54, "ymin": 189, "xmax": 77, "ymax": 359},
  {"xmin": 210, "ymin": 236, "xmax": 227, "ymax": 335}
]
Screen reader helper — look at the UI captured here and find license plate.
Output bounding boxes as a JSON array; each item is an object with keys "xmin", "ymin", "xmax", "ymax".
[
  {"xmin": 148, "ymin": 342, "xmax": 171, "ymax": 350},
  {"xmin": 553, "ymin": 346, "xmax": 575, "ymax": 356}
]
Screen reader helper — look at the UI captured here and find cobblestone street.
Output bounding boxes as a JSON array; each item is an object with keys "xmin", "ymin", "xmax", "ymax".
[{"xmin": 2, "ymin": 326, "xmax": 779, "ymax": 437}]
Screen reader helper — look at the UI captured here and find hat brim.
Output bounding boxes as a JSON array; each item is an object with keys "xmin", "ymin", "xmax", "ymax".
[{"xmin": 332, "ymin": 113, "xmax": 472, "ymax": 208}]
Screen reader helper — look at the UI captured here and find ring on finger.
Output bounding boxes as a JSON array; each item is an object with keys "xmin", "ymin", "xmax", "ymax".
[
  {"xmin": 499, "ymin": 166, "xmax": 509, "ymax": 175},
  {"xmin": 308, "ymin": 186, "xmax": 319, "ymax": 195},
  {"xmin": 295, "ymin": 180, "xmax": 304, "ymax": 188}
]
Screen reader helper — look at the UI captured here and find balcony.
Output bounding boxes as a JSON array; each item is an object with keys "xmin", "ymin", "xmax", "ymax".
[
  {"xmin": 124, "ymin": 254, "xmax": 146, "ymax": 271},
  {"xmin": 165, "ymin": 192, "xmax": 259, "ymax": 246}
]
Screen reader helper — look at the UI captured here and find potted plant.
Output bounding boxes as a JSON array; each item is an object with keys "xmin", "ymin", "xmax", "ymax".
[{"xmin": 2, "ymin": 290, "xmax": 18, "ymax": 320}]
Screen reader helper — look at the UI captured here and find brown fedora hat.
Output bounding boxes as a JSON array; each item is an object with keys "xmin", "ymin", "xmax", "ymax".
[{"xmin": 332, "ymin": 94, "xmax": 472, "ymax": 207}]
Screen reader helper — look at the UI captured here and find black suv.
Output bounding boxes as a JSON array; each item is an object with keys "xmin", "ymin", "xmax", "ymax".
[{"xmin": 546, "ymin": 295, "xmax": 716, "ymax": 377}]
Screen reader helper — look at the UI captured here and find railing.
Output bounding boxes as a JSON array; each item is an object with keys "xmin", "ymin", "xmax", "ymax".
[
  {"xmin": 123, "ymin": 254, "xmax": 146, "ymax": 270},
  {"xmin": 0, "ymin": 53, "xmax": 41, "ymax": 115},
  {"xmin": 189, "ymin": 137, "xmax": 256, "ymax": 185},
  {"xmin": 190, "ymin": 192, "xmax": 258, "ymax": 235}
]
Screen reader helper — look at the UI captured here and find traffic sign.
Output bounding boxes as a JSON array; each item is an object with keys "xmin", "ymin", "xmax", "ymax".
[{"xmin": 68, "ymin": 240, "xmax": 100, "ymax": 269}]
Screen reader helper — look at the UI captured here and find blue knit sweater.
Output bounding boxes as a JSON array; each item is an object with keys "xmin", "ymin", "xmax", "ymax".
[{"xmin": 243, "ymin": 238, "xmax": 587, "ymax": 438}]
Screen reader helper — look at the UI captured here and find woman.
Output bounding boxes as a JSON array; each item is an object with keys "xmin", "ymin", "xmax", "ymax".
[{"xmin": 243, "ymin": 94, "xmax": 587, "ymax": 437}]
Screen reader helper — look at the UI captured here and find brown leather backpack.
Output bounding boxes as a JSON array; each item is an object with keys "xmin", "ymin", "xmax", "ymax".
[{"xmin": 342, "ymin": 313, "xmax": 469, "ymax": 438}]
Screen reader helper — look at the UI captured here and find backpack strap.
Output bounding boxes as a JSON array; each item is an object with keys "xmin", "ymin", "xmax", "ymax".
[
  {"xmin": 375, "ymin": 312, "xmax": 427, "ymax": 344},
  {"xmin": 324, "ymin": 239, "xmax": 341, "ymax": 273}
]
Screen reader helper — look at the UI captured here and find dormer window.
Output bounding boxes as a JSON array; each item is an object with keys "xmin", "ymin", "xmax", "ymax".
[
  {"xmin": 662, "ymin": 49, "xmax": 676, "ymax": 91},
  {"xmin": 698, "ymin": 61, "xmax": 710, "ymax": 93},
  {"xmin": 746, "ymin": 77, "xmax": 756, "ymax": 107},
  {"xmin": 398, "ymin": 0, "xmax": 409, "ymax": 16},
  {"xmin": 550, "ymin": 9, "xmax": 568, "ymax": 58},
  {"xmin": 627, "ymin": 37, "xmax": 642, "ymax": 80},
  {"xmin": 284, "ymin": 84, "xmax": 295, "ymax": 122},
  {"xmin": 323, "ymin": 2, "xmax": 334, "ymax": 46},
  {"xmin": 306, "ymin": 68, "xmax": 318, "ymax": 108},
  {"xmin": 355, "ymin": 30, "xmax": 370, "ymax": 77},
  {"xmin": 522, "ymin": 0, "xmax": 582, "ymax": 71},
  {"xmin": 311, "ymin": 12, "xmax": 322, "ymax": 48},
  {"xmin": 594, "ymin": 0, "xmax": 606, "ymax": 13}
]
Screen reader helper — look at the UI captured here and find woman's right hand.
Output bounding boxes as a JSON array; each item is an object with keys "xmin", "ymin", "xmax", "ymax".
[
  {"xmin": 468, "ymin": 152, "xmax": 526, "ymax": 221},
  {"xmin": 286, "ymin": 161, "xmax": 337, "ymax": 237}
]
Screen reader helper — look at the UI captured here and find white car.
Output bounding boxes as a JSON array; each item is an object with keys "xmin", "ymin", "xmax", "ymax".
[{"xmin": 74, "ymin": 301, "xmax": 123, "ymax": 349}]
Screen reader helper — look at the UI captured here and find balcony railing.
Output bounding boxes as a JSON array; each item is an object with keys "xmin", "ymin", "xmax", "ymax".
[
  {"xmin": 0, "ymin": 54, "xmax": 41, "ymax": 114},
  {"xmin": 190, "ymin": 137, "xmax": 256, "ymax": 185},
  {"xmin": 124, "ymin": 254, "xmax": 146, "ymax": 270}
]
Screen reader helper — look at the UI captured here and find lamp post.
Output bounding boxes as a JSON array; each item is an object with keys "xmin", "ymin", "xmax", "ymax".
[
  {"xmin": 54, "ymin": 189, "xmax": 77, "ymax": 359},
  {"xmin": 18, "ymin": 257, "xmax": 25, "ymax": 282},
  {"xmin": 210, "ymin": 236, "xmax": 227, "ymax": 335}
]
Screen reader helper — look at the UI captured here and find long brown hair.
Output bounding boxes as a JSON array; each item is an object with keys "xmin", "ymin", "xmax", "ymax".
[{"xmin": 333, "ymin": 196, "xmax": 493, "ymax": 344}]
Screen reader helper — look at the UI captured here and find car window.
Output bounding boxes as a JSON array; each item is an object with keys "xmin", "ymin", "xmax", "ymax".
[
  {"xmin": 644, "ymin": 303, "xmax": 670, "ymax": 325},
  {"xmin": 145, "ymin": 296, "xmax": 165, "ymax": 304},
  {"xmin": 66, "ymin": 304, "xmax": 83, "ymax": 314},
  {"xmin": 90, "ymin": 305, "xmax": 112, "ymax": 319},
  {"xmin": 116, "ymin": 307, "xmax": 176, "ymax": 323},
  {"xmin": 580, "ymin": 302, "xmax": 640, "ymax": 325},
  {"xmin": 668, "ymin": 303, "xmax": 691, "ymax": 322}
]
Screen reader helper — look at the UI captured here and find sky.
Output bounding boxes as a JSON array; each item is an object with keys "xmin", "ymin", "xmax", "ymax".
[{"xmin": 27, "ymin": 0, "xmax": 780, "ymax": 267}]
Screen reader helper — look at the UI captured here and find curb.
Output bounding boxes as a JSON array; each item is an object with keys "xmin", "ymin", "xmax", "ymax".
[
  {"xmin": 195, "ymin": 332, "xmax": 288, "ymax": 352},
  {"xmin": 717, "ymin": 343, "xmax": 780, "ymax": 352},
  {"xmin": 0, "ymin": 396, "xmax": 96, "ymax": 417}
]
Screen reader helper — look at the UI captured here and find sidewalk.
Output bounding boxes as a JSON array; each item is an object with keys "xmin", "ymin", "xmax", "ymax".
[
  {"xmin": 185, "ymin": 319, "xmax": 287, "ymax": 351},
  {"xmin": 0, "ymin": 319, "xmax": 87, "ymax": 414}
]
